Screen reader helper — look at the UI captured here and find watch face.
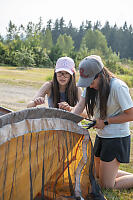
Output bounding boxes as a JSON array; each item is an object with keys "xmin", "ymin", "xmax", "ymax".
[{"xmin": 104, "ymin": 121, "xmax": 108, "ymax": 125}]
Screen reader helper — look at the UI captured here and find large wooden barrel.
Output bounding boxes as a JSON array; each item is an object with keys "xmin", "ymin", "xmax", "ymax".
[{"xmin": 0, "ymin": 107, "xmax": 106, "ymax": 200}]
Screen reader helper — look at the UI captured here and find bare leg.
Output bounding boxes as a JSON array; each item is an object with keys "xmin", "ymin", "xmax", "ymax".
[
  {"xmin": 94, "ymin": 156, "xmax": 131, "ymax": 179},
  {"xmin": 115, "ymin": 174, "xmax": 133, "ymax": 189},
  {"xmin": 99, "ymin": 158, "xmax": 133, "ymax": 189},
  {"xmin": 99, "ymin": 158, "xmax": 119, "ymax": 188},
  {"xmin": 116, "ymin": 169, "xmax": 133, "ymax": 178}
]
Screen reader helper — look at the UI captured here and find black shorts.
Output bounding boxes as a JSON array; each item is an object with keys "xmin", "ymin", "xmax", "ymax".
[{"xmin": 94, "ymin": 135, "xmax": 131, "ymax": 163}]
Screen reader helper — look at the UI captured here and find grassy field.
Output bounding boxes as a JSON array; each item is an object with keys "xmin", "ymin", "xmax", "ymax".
[
  {"xmin": 0, "ymin": 66, "xmax": 54, "ymax": 88},
  {"xmin": 0, "ymin": 66, "xmax": 133, "ymax": 199}
]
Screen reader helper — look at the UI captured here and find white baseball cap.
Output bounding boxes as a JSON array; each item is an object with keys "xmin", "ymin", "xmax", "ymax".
[{"xmin": 55, "ymin": 57, "xmax": 75, "ymax": 75}]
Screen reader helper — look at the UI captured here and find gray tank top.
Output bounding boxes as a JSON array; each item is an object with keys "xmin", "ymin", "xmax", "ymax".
[{"xmin": 48, "ymin": 92, "xmax": 67, "ymax": 108}]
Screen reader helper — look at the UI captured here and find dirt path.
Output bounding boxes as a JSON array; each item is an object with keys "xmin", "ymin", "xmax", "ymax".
[{"xmin": 0, "ymin": 83, "xmax": 48, "ymax": 111}]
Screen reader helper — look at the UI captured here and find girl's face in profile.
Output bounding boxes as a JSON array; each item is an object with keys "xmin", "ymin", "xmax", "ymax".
[
  {"xmin": 89, "ymin": 75, "xmax": 100, "ymax": 90},
  {"xmin": 56, "ymin": 71, "xmax": 71, "ymax": 86}
]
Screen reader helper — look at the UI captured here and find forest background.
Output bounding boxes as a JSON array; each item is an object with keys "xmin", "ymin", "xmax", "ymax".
[{"xmin": 0, "ymin": 17, "xmax": 133, "ymax": 87}]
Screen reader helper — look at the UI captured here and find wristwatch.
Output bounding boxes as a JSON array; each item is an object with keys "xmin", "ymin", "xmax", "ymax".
[{"xmin": 104, "ymin": 120, "xmax": 109, "ymax": 125}]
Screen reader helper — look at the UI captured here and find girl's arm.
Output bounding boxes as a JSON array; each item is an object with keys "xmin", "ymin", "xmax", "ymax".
[
  {"xmin": 58, "ymin": 96, "xmax": 86, "ymax": 118},
  {"xmin": 77, "ymin": 87, "xmax": 83, "ymax": 101},
  {"xmin": 72, "ymin": 96, "xmax": 86, "ymax": 116},
  {"xmin": 108, "ymin": 107, "xmax": 133, "ymax": 124},
  {"xmin": 58, "ymin": 88, "xmax": 87, "ymax": 118},
  {"xmin": 94, "ymin": 107, "xmax": 133, "ymax": 129},
  {"xmin": 27, "ymin": 82, "xmax": 51, "ymax": 108},
  {"xmin": 58, "ymin": 87, "xmax": 87, "ymax": 117},
  {"xmin": 76, "ymin": 88, "xmax": 87, "ymax": 118}
]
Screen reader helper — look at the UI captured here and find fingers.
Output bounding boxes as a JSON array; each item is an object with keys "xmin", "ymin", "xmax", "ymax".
[
  {"xmin": 93, "ymin": 119, "xmax": 105, "ymax": 129},
  {"xmin": 58, "ymin": 102, "xmax": 68, "ymax": 109},
  {"xmin": 58, "ymin": 102, "xmax": 72, "ymax": 111},
  {"xmin": 34, "ymin": 97, "xmax": 45, "ymax": 106}
]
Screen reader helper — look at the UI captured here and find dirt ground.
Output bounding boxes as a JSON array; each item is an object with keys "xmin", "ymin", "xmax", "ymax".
[{"xmin": 0, "ymin": 83, "xmax": 48, "ymax": 111}]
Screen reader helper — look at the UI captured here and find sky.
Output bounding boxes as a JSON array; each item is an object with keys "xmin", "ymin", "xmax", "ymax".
[{"xmin": 0, "ymin": 0, "xmax": 133, "ymax": 36}]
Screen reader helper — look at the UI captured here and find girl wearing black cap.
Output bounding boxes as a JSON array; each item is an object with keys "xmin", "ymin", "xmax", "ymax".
[{"xmin": 71, "ymin": 55, "xmax": 133, "ymax": 189}]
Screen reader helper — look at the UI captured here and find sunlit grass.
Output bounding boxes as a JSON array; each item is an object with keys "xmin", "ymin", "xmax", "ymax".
[
  {"xmin": 16, "ymin": 100, "xmax": 26, "ymax": 103},
  {"xmin": 0, "ymin": 66, "xmax": 54, "ymax": 86},
  {"xmin": 0, "ymin": 66, "xmax": 80, "ymax": 87},
  {"xmin": 0, "ymin": 67, "xmax": 54, "ymax": 88}
]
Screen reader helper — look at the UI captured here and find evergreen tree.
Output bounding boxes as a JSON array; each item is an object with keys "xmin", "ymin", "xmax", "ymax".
[
  {"xmin": 48, "ymin": 45, "xmax": 63, "ymax": 65},
  {"xmin": 56, "ymin": 33, "xmax": 74, "ymax": 55},
  {"xmin": 75, "ymin": 22, "xmax": 85, "ymax": 50},
  {"xmin": 59, "ymin": 17, "xmax": 65, "ymax": 34},
  {"xmin": 80, "ymin": 29, "xmax": 109, "ymax": 57},
  {"xmin": 85, "ymin": 20, "xmax": 92, "ymax": 30},
  {"xmin": 52, "ymin": 19, "xmax": 60, "ymax": 44},
  {"xmin": 46, "ymin": 19, "xmax": 52, "ymax": 30},
  {"xmin": 6, "ymin": 20, "xmax": 18, "ymax": 41},
  {"xmin": 42, "ymin": 28, "xmax": 53, "ymax": 51},
  {"xmin": 56, "ymin": 34, "xmax": 65, "ymax": 52},
  {"xmin": 1, "ymin": 17, "xmax": 133, "ymax": 66}
]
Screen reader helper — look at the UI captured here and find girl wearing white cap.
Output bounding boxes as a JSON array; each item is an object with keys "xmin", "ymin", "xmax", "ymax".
[
  {"xmin": 27, "ymin": 57, "xmax": 82, "ymax": 111},
  {"xmin": 72, "ymin": 55, "xmax": 133, "ymax": 189}
]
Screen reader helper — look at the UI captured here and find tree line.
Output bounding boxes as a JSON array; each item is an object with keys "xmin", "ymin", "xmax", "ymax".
[{"xmin": 0, "ymin": 17, "xmax": 133, "ymax": 75}]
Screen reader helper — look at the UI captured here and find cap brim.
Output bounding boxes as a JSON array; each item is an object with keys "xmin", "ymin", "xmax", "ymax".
[
  {"xmin": 55, "ymin": 68, "xmax": 73, "ymax": 75},
  {"xmin": 77, "ymin": 76, "xmax": 95, "ymax": 87}
]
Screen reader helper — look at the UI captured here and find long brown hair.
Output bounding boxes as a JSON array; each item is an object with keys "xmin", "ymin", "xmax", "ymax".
[
  {"xmin": 51, "ymin": 72, "xmax": 78, "ymax": 108},
  {"xmin": 85, "ymin": 67, "xmax": 116, "ymax": 120}
]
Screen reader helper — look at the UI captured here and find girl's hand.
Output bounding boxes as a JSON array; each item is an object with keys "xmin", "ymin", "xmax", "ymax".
[
  {"xmin": 34, "ymin": 97, "xmax": 45, "ymax": 106},
  {"xmin": 58, "ymin": 102, "xmax": 72, "ymax": 112},
  {"xmin": 93, "ymin": 119, "xmax": 105, "ymax": 129}
]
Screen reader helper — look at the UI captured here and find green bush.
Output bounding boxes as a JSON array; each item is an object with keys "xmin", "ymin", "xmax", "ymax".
[
  {"xmin": 14, "ymin": 49, "xmax": 35, "ymax": 67},
  {"xmin": 118, "ymin": 75, "xmax": 133, "ymax": 87},
  {"xmin": 46, "ymin": 75, "xmax": 53, "ymax": 81}
]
